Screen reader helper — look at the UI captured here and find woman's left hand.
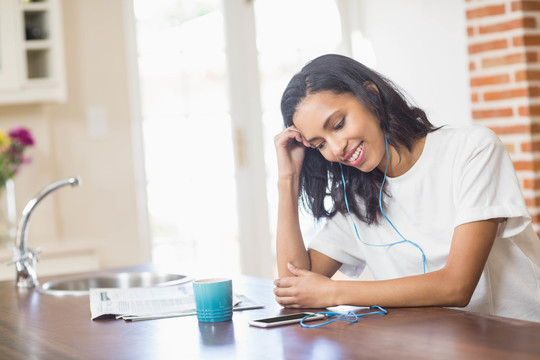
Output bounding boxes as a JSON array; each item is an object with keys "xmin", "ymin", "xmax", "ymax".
[{"xmin": 273, "ymin": 263, "xmax": 336, "ymax": 308}]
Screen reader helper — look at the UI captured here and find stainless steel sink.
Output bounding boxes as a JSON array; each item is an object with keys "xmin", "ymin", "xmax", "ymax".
[{"xmin": 39, "ymin": 271, "xmax": 192, "ymax": 296}]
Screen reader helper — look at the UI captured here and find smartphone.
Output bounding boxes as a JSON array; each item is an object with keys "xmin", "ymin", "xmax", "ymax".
[{"xmin": 248, "ymin": 312, "xmax": 326, "ymax": 328}]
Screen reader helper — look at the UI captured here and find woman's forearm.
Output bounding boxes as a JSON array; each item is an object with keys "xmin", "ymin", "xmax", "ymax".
[
  {"xmin": 275, "ymin": 220, "xmax": 497, "ymax": 309},
  {"xmin": 336, "ymin": 219, "xmax": 498, "ymax": 308},
  {"xmin": 276, "ymin": 177, "xmax": 311, "ymax": 277},
  {"xmin": 334, "ymin": 268, "xmax": 472, "ymax": 308}
]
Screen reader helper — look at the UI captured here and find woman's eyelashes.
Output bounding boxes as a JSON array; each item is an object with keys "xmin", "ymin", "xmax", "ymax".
[{"xmin": 334, "ymin": 117, "xmax": 345, "ymax": 130}]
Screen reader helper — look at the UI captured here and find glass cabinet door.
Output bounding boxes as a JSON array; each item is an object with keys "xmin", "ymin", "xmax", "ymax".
[{"xmin": 0, "ymin": 0, "xmax": 65, "ymax": 104}]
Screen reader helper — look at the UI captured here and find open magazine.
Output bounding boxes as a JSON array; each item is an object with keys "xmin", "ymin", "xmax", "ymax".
[{"xmin": 90, "ymin": 283, "xmax": 264, "ymax": 321}]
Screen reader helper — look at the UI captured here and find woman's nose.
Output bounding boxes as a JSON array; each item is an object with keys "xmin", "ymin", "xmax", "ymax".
[{"xmin": 327, "ymin": 136, "xmax": 345, "ymax": 159}]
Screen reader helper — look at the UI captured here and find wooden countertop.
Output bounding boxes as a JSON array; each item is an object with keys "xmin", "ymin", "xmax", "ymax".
[{"xmin": 1, "ymin": 266, "xmax": 539, "ymax": 359}]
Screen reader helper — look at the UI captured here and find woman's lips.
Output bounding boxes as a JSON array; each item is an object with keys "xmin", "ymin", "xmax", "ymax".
[{"xmin": 345, "ymin": 142, "xmax": 364, "ymax": 166}]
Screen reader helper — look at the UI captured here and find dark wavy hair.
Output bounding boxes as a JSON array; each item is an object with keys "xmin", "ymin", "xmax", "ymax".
[{"xmin": 280, "ymin": 54, "xmax": 439, "ymax": 224}]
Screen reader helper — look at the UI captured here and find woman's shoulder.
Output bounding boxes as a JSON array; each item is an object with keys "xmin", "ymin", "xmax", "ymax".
[{"xmin": 431, "ymin": 125, "xmax": 502, "ymax": 149}]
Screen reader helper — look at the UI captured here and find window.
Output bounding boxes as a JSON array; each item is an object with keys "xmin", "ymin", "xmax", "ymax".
[
  {"xmin": 134, "ymin": 0, "xmax": 239, "ymax": 276},
  {"xmin": 133, "ymin": 0, "xmax": 345, "ymax": 277}
]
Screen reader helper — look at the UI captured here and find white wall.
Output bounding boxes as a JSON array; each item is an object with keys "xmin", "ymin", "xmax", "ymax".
[{"xmin": 352, "ymin": 0, "xmax": 471, "ymax": 127}]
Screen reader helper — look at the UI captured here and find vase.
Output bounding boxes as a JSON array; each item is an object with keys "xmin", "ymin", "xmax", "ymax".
[{"xmin": 0, "ymin": 179, "xmax": 17, "ymax": 249}]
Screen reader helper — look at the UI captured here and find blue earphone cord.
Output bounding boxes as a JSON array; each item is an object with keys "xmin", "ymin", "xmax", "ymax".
[
  {"xmin": 339, "ymin": 134, "xmax": 426, "ymax": 274},
  {"xmin": 300, "ymin": 306, "xmax": 387, "ymax": 328}
]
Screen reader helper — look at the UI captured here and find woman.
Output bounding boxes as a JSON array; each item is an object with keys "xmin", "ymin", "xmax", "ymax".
[{"xmin": 273, "ymin": 54, "xmax": 540, "ymax": 321}]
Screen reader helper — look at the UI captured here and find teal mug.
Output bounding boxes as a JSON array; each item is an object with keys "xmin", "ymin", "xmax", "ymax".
[{"xmin": 193, "ymin": 278, "xmax": 233, "ymax": 322}]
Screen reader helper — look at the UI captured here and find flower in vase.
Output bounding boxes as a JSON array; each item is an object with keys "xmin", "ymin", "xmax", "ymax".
[{"xmin": 0, "ymin": 126, "xmax": 35, "ymax": 185}]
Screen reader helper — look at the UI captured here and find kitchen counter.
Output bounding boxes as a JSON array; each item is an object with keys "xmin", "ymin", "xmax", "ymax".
[
  {"xmin": 1, "ymin": 265, "xmax": 540, "ymax": 359},
  {"xmin": 0, "ymin": 265, "xmax": 279, "ymax": 359}
]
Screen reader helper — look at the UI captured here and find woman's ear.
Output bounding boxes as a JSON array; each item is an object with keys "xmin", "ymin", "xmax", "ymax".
[
  {"xmin": 363, "ymin": 81, "xmax": 379, "ymax": 95},
  {"xmin": 363, "ymin": 81, "xmax": 380, "ymax": 106}
]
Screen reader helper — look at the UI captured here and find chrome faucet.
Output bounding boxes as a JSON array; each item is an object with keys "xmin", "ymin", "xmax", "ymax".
[{"xmin": 9, "ymin": 176, "xmax": 82, "ymax": 288}]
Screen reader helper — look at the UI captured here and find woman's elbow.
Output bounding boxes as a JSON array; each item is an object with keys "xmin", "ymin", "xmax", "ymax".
[
  {"xmin": 444, "ymin": 281, "xmax": 475, "ymax": 308},
  {"xmin": 448, "ymin": 292, "xmax": 472, "ymax": 308}
]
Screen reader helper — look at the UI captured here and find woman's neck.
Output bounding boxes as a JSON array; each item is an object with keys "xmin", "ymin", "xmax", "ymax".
[{"xmin": 383, "ymin": 136, "xmax": 427, "ymax": 178}]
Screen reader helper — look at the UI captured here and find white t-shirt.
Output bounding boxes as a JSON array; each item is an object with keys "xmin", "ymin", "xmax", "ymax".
[{"xmin": 309, "ymin": 125, "xmax": 540, "ymax": 321}]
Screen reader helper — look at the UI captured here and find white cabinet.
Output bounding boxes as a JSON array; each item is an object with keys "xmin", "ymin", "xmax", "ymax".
[{"xmin": 0, "ymin": 0, "xmax": 66, "ymax": 105}]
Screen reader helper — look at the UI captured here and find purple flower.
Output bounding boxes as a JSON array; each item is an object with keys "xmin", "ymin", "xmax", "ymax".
[
  {"xmin": 8, "ymin": 127, "xmax": 35, "ymax": 146},
  {"xmin": 0, "ymin": 126, "xmax": 34, "ymax": 184}
]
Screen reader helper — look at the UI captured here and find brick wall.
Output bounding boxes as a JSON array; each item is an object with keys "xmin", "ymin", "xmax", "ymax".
[{"xmin": 465, "ymin": 0, "xmax": 540, "ymax": 233}]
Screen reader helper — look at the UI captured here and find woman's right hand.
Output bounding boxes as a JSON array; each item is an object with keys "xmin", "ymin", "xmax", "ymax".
[{"xmin": 274, "ymin": 126, "xmax": 312, "ymax": 179}]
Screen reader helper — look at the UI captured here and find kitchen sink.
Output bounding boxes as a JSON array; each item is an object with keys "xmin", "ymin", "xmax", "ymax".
[{"xmin": 39, "ymin": 271, "xmax": 192, "ymax": 296}]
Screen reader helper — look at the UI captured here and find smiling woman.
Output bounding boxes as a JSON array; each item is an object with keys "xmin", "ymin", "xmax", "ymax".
[{"xmin": 273, "ymin": 54, "xmax": 540, "ymax": 322}]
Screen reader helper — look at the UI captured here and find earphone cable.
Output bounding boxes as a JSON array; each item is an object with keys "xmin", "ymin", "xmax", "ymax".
[{"xmin": 300, "ymin": 306, "xmax": 388, "ymax": 328}]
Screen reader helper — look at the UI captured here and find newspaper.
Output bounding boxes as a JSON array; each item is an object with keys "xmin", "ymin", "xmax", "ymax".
[{"xmin": 89, "ymin": 283, "xmax": 264, "ymax": 321}]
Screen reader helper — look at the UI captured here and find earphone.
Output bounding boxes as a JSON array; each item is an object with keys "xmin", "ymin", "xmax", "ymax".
[
  {"xmin": 300, "ymin": 306, "xmax": 387, "ymax": 328},
  {"xmin": 339, "ymin": 132, "xmax": 427, "ymax": 274}
]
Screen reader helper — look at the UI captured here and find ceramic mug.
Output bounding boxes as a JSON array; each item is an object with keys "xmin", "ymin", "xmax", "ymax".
[{"xmin": 192, "ymin": 278, "xmax": 233, "ymax": 322}]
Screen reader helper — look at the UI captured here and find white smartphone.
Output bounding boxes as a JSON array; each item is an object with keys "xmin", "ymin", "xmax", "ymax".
[{"xmin": 248, "ymin": 312, "xmax": 326, "ymax": 328}]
